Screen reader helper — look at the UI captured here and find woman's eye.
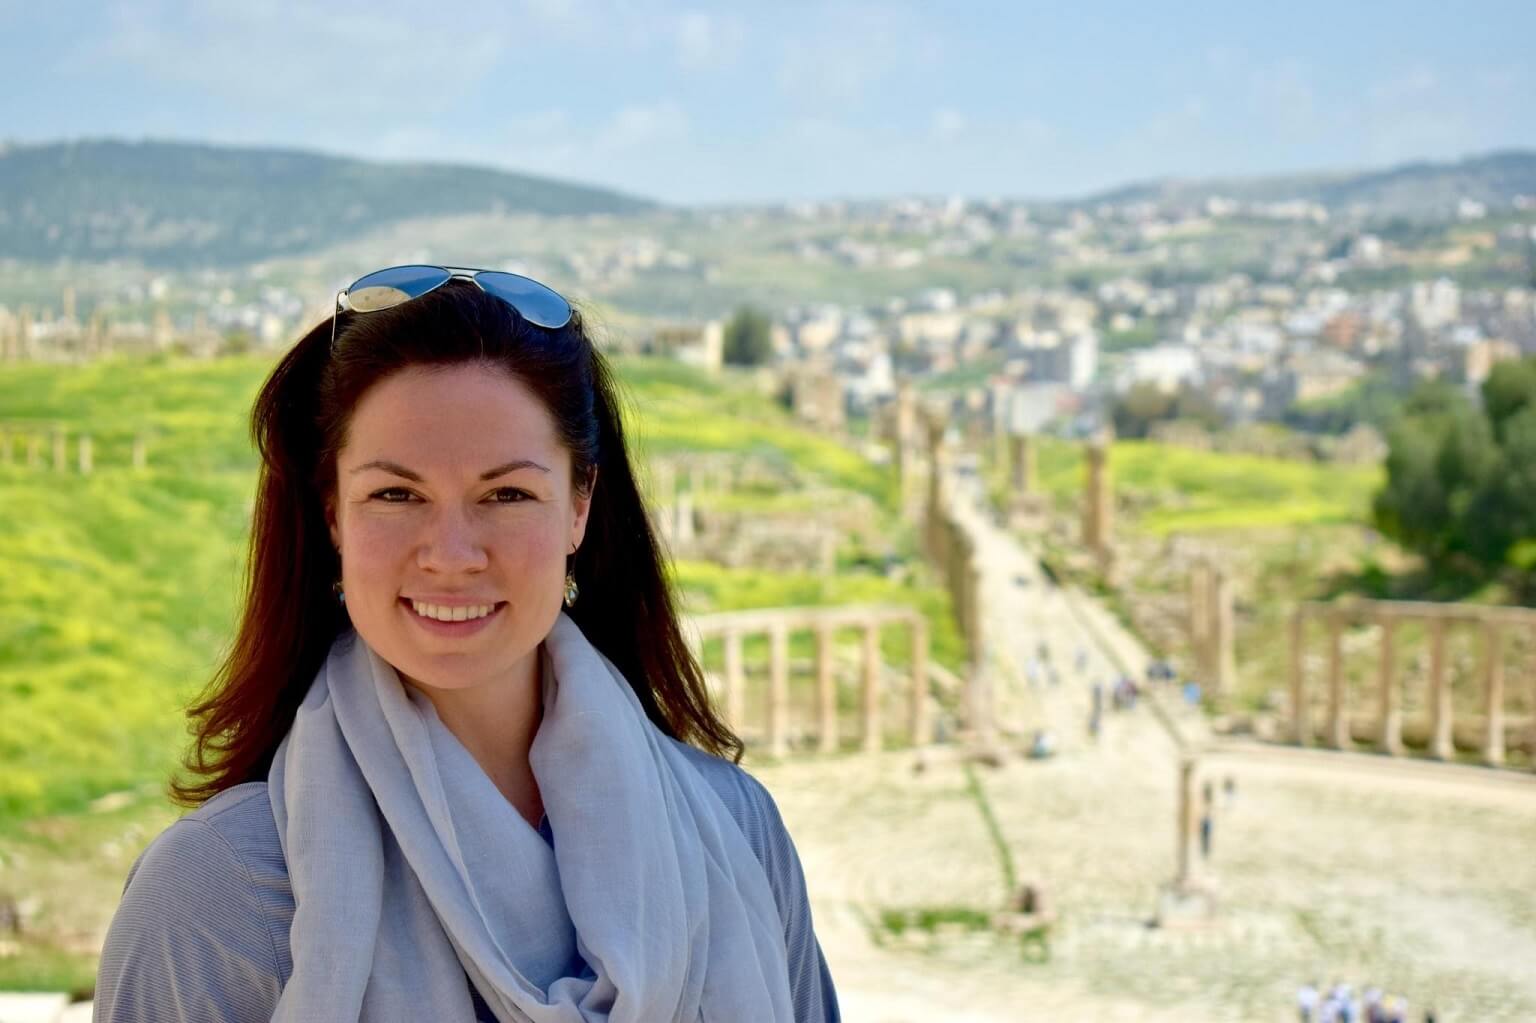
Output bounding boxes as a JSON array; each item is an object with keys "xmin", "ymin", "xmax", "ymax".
[
  {"xmin": 370, "ymin": 488, "xmax": 416, "ymax": 502},
  {"xmin": 492, "ymin": 488, "xmax": 533, "ymax": 503}
]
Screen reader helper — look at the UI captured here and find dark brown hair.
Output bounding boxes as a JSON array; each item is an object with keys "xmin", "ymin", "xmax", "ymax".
[{"xmin": 173, "ymin": 281, "xmax": 740, "ymax": 805}]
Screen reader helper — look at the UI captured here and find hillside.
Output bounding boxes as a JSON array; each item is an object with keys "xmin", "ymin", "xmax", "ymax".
[
  {"xmin": 0, "ymin": 139, "xmax": 657, "ymax": 267},
  {"xmin": 1082, "ymin": 149, "xmax": 1536, "ymax": 219}
]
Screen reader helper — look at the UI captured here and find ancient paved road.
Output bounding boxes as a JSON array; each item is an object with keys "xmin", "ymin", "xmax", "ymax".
[{"xmin": 752, "ymin": 472, "xmax": 1536, "ymax": 1022}]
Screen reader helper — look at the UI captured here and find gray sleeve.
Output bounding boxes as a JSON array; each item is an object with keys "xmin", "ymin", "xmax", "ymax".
[
  {"xmin": 741, "ymin": 776, "xmax": 841, "ymax": 1023},
  {"xmin": 94, "ymin": 818, "xmax": 284, "ymax": 1023}
]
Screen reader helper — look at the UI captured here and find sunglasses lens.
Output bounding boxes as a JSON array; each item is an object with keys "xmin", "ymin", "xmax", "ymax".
[
  {"xmin": 476, "ymin": 272, "xmax": 573, "ymax": 329},
  {"xmin": 344, "ymin": 265, "xmax": 451, "ymax": 312}
]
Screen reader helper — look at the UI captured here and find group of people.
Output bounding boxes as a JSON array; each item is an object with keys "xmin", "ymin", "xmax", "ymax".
[{"xmin": 1297, "ymin": 980, "xmax": 1436, "ymax": 1022}]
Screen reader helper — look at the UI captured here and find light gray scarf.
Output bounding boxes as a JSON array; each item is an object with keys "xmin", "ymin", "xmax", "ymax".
[{"xmin": 267, "ymin": 613, "xmax": 794, "ymax": 1022}]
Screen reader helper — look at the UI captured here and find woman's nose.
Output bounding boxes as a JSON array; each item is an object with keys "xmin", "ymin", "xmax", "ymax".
[{"xmin": 416, "ymin": 508, "xmax": 490, "ymax": 573}]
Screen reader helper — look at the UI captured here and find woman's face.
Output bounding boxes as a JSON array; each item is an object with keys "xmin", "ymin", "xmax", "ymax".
[{"xmin": 327, "ymin": 362, "xmax": 592, "ymax": 694}]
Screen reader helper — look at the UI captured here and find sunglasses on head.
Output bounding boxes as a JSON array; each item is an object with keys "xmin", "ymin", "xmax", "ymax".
[{"xmin": 330, "ymin": 264, "xmax": 574, "ymax": 350}]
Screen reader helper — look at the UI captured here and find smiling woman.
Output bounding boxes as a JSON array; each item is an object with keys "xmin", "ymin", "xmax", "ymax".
[{"xmin": 92, "ymin": 271, "xmax": 840, "ymax": 1022}]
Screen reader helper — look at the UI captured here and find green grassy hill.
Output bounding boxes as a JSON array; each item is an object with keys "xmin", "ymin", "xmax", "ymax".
[
  {"xmin": 1025, "ymin": 435, "xmax": 1381, "ymax": 532},
  {"xmin": 0, "ymin": 353, "xmax": 951, "ymax": 831}
]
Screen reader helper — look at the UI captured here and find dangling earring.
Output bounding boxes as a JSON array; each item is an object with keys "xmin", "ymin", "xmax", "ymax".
[
  {"xmin": 332, "ymin": 579, "xmax": 346, "ymax": 605},
  {"xmin": 563, "ymin": 571, "xmax": 579, "ymax": 608}
]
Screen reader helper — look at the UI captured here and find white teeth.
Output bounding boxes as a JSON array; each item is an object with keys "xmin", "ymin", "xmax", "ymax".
[{"xmin": 409, "ymin": 600, "xmax": 497, "ymax": 623}]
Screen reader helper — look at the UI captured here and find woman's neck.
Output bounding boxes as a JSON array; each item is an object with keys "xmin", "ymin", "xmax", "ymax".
[{"xmin": 403, "ymin": 652, "xmax": 545, "ymax": 828}]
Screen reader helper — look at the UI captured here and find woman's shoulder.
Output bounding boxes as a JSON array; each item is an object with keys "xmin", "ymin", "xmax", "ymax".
[
  {"xmin": 131, "ymin": 782, "xmax": 289, "ymax": 894},
  {"xmin": 671, "ymin": 741, "xmax": 805, "ymax": 886},
  {"xmin": 94, "ymin": 783, "xmax": 293, "ymax": 1022},
  {"xmin": 673, "ymin": 742, "xmax": 785, "ymax": 834}
]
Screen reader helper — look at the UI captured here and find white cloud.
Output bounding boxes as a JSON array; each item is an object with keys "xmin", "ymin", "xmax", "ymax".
[
  {"xmin": 597, "ymin": 102, "xmax": 689, "ymax": 152},
  {"xmin": 62, "ymin": 0, "xmax": 511, "ymax": 112},
  {"xmin": 930, "ymin": 109, "xmax": 966, "ymax": 143},
  {"xmin": 1367, "ymin": 67, "xmax": 1439, "ymax": 105},
  {"xmin": 774, "ymin": 3, "xmax": 942, "ymax": 108},
  {"xmin": 673, "ymin": 11, "xmax": 745, "ymax": 70}
]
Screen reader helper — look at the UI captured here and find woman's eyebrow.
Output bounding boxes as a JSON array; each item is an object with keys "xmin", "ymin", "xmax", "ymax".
[
  {"xmin": 479, "ymin": 460, "xmax": 552, "ymax": 479},
  {"xmin": 350, "ymin": 458, "xmax": 551, "ymax": 480}
]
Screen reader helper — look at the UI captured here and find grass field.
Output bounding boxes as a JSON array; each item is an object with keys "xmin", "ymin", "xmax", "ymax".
[
  {"xmin": 0, "ymin": 352, "xmax": 939, "ymax": 831},
  {"xmin": 1008, "ymin": 434, "xmax": 1381, "ymax": 534}
]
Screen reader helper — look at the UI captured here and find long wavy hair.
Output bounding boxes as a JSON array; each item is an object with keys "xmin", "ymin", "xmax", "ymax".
[{"xmin": 172, "ymin": 281, "xmax": 740, "ymax": 805}]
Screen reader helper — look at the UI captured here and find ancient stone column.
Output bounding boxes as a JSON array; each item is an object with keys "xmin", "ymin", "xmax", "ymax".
[
  {"xmin": 27, "ymin": 435, "xmax": 42, "ymax": 468},
  {"xmin": 1326, "ymin": 614, "xmax": 1348, "ymax": 749},
  {"xmin": 861, "ymin": 619, "xmax": 882, "ymax": 753},
  {"xmin": 1481, "ymin": 620, "xmax": 1505, "ymax": 768},
  {"xmin": 1529, "ymin": 634, "xmax": 1536, "ymax": 775},
  {"xmin": 1288, "ymin": 608, "xmax": 1309, "ymax": 745},
  {"xmin": 1377, "ymin": 616, "xmax": 1403, "ymax": 756},
  {"xmin": 924, "ymin": 412, "xmax": 949, "ymax": 563},
  {"xmin": 896, "ymin": 384, "xmax": 919, "ymax": 523},
  {"xmin": 1212, "ymin": 570, "xmax": 1235, "ymax": 700},
  {"xmin": 674, "ymin": 491, "xmax": 695, "ymax": 544},
  {"xmin": 1175, "ymin": 757, "xmax": 1198, "ymax": 888},
  {"xmin": 724, "ymin": 628, "xmax": 745, "ymax": 731},
  {"xmin": 1009, "ymin": 433, "xmax": 1038, "ymax": 495},
  {"xmin": 1188, "ymin": 561, "xmax": 1211, "ymax": 683},
  {"xmin": 816, "ymin": 621, "xmax": 838, "ymax": 754},
  {"xmin": 1428, "ymin": 619, "xmax": 1453, "ymax": 761},
  {"xmin": 132, "ymin": 434, "xmax": 148, "ymax": 471},
  {"xmin": 18, "ymin": 306, "xmax": 34, "ymax": 359},
  {"xmin": 78, "ymin": 434, "xmax": 93, "ymax": 475},
  {"xmin": 1081, "ymin": 442, "xmax": 1104, "ymax": 551},
  {"xmin": 652, "ymin": 459, "xmax": 676, "ymax": 510},
  {"xmin": 768, "ymin": 622, "xmax": 790, "ymax": 758},
  {"xmin": 909, "ymin": 616, "xmax": 930, "ymax": 746},
  {"xmin": 948, "ymin": 520, "xmax": 969, "ymax": 643},
  {"xmin": 52, "ymin": 429, "xmax": 67, "ymax": 472},
  {"xmin": 0, "ymin": 428, "xmax": 9, "ymax": 465}
]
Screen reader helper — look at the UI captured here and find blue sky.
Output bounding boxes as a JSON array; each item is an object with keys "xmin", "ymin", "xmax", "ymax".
[{"xmin": 2, "ymin": 0, "xmax": 1533, "ymax": 204}]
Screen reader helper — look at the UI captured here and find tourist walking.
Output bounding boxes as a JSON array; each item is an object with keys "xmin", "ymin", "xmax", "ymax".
[{"xmin": 1297, "ymin": 981, "xmax": 1320, "ymax": 1022}]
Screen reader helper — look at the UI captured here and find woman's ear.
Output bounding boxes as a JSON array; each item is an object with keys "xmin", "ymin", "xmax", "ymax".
[
  {"xmin": 570, "ymin": 469, "xmax": 596, "ymax": 552},
  {"xmin": 326, "ymin": 495, "xmax": 341, "ymax": 552}
]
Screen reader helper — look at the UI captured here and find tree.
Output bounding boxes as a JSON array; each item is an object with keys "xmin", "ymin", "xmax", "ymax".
[
  {"xmin": 722, "ymin": 306, "xmax": 773, "ymax": 367},
  {"xmin": 1481, "ymin": 357, "xmax": 1536, "ymax": 442},
  {"xmin": 1373, "ymin": 363, "xmax": 1536, "ymax": 577},
  {"xmin": 1111, "ymin": 382, "xmax": 1173, "ymax": 439}
]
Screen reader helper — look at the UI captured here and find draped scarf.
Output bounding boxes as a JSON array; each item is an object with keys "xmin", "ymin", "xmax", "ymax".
[{"xmin": 267, "ymin": 613, "xmax": 794, "ymax": 1022}]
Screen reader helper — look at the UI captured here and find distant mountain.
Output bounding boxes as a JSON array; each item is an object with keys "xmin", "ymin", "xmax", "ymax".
[
  {"xmin": 1081, "ymin": 150, "xmax": 1536, "ymax": 219},
  {"xmin": 0, "ymin": 139, "xmax": 657, "ymax": 267}
]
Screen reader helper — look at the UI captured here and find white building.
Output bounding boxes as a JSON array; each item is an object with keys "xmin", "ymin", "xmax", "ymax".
[{"xmin": 1115, "ymin": 343, "xmax": 1202, "ymax": 393}]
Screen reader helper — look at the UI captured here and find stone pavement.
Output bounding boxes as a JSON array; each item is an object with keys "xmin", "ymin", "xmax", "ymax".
[
  {"xmin": 748, "ymin": 471, "xmax": 1536, "ymax": 1021},
  {"xmin": 0, "ymin": 994, "xmax": 89, "ymax": 1023}
]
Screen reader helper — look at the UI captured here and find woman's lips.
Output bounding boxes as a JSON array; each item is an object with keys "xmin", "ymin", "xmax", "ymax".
[{"xmin": 399, "ymin": 598, "xmax": 506, "ymax": 636}]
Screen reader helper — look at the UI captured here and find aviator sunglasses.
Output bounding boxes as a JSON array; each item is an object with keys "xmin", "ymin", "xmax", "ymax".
[{"xmin": 331, "ymin": 264, "xmax": 574, "ymax": 349}]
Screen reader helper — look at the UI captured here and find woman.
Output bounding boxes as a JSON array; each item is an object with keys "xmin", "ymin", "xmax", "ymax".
[{"xmin": 95, "ymin": 266, "xmax": 840, "ymax": 1022}]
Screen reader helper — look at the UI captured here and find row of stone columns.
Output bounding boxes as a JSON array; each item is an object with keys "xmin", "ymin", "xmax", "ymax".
[
  {"xmin": 699, "ymin": 610, "xmax": 931, "ymax": 757},
  {"xmin": 1188, "ymin": 560, "xmax": 1235, "ymax": 699},
  {"xmin": 1289, "ymin": 601, "xmax": 1536, "ymax": 768},
  {"xmin": 920, "ymin": 404, "xmax": 995, "ymax": 748},
  {"xmin": 0, "ymin": 428, "xmax": 149, "ymax": 473}
]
